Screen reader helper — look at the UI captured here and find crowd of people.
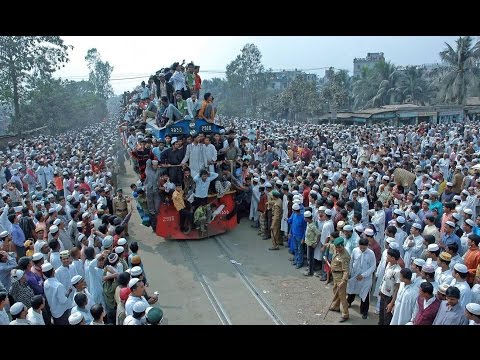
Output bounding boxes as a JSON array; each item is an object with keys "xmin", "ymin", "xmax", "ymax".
[
  {"xmin": 0, "ymin": 119, "xmax": 165, "ymax": 325},
  {"xmin": 123, "ymin": 76, "xmax": 480, "ymax": 324}
]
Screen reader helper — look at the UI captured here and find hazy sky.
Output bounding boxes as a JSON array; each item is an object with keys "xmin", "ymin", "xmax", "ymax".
[{"xmin": 54, "ymin": 36, "xmax": 467, "ymax": 95}]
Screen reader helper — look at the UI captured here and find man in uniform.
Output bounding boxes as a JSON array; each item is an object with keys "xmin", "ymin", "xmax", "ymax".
[
  {"xmin": 269, "ymin": 190, "xmax": 283, "ymax": 250},
  {"xmin": 113, "ymin": 189, "xmax": 129, "ymax": 236},
  {"xmin": 329, "ymin": 237, "xmax": 351, "ymax": 322}
]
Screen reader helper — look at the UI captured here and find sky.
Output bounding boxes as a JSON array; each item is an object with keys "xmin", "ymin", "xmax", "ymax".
[{"xmin": 53, "ymin": 36, "xmax": 468, "ymax": 95}]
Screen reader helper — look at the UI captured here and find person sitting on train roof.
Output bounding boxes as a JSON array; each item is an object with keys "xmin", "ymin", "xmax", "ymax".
[
  {"xmin": 158, "ymin": 173, "xmax": 175, "ymax": 205},
  {"xmin": 197, "ymin": 93, "xmax": 215, "ymax": 123},
  {"xmin": 174, "ymin": 91, "xmax": 187, "ymax": 121},
  {"xmin": 159, "ymin": 96, "xmax": 183, "ymax": 128},
  {"xmin": 186, "ymin": 93, "xmax": 201, "ymax": 121},
  {"xmin": 142, "ymin": 98, "xmax": 157, "ymax": 123}
]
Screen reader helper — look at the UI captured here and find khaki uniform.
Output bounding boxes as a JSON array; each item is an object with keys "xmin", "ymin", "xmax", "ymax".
[
  {"xmin": 330, "ymin": 249, "xmax": 351, "ymax": 319},
  {"xmin": 113, "ymin": 196, "xmax": 128, "ymax": 218},
  {"xmin": 265, "ymin": 190, "xmax": 274, "ymax": 238},
  {"xmin": 270, "ymin": 198, "xmax": 283, "ymax": 248}
]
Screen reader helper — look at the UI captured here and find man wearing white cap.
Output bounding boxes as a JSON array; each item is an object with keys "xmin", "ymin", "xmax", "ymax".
[
  {"xmin": 303, "ymin": 210, "xmax": 320, "ymax": 276},
  {"xmin": 9, "ymin": 302, "xmax": 30, "ymax": 325},
  {"xmin": 315, "ymin": 208, "xmax": 334, "ymax": 280},
  {"xmin": 55, "ymin": 250, "xmax": 79, "ymax": 293},
  {"xmin": 346, "ymin": 237, "xmax": 376, "ymax": 319},
  {"xmin": 402, "ymin": 223, "xmax": 425, "ymax": 268},
  {"xmin": 357, "ymin": 188, "xmax": 369, "ymax": 226},
  {"xmin": 393, "ymin": 216, "xmax": 407, "ymax": 258},
  {"xmin": 465, "ymin": 303, "xmax": 480, "ymax": 325},
  {"xmin": 249, "ymin": 178, "xmax": 260, "ymax": 226},
  {"xmin": 71, "ymin": 275, "xmax": 94, "ymax": 312},
  {"xmin": 124, "ymin": 300, "xmax": 147, "ymax": 325},
  {"xmin": 342, "ymin": 225, "xmax": 359, "ymax": 256},
  {"xmin": 378, "ymin": 248, "xmax": 401, "ymax": 325},
  {"xmin": 125, "ymin": 278, "xmax": 149, "ymax": 317},
  {"xmin": 43, "ymin": 262, "xmax": 73, "ymax": 325},
  {"xmin": 370, "ymin": 201, "xmax": 386, "ymax": 248},
  {"xmin": 441, "ymin": 221, "xmax": 462, "ymax": 254},
  {"xmin": 450, "ymin": 263, "xmax": 473, "ymax": 308},
  {"xmin": 288, "ymin": 203, "xmax": 307, "ymax": 268}
]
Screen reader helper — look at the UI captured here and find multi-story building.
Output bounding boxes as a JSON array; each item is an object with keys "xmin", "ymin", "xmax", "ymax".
[
  {"xmin": 269, "ymin": 70, "xmax": 317, "ymax": 91},
  {"xmin": 353, "ymin": 52, "xmax": 385, "ymax": 77}
]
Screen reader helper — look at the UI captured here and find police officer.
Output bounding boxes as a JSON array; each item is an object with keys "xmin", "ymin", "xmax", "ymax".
[
  {"xmin": 113, "ymin": 189, "xmax": 129, "ymax": 236},
  {"xmin": 329, "ymin": 237, "xmax": 351, "ymax": 322},
  {"xmin": 269, "ymin": 190, "xmax": 283, "ymax": 250}
]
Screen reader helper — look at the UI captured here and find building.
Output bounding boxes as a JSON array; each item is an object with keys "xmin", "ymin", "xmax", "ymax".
[
  {"xmin": 353, "ymin": 52, "xmax": 385, "ymax": 77},
  {"xmin": 269, "ymin": 70, "xmax": 317, "ymax": 91},
  {"xmin": 320, "ymin": 104, "xmax": 466, "ymax": 126}
]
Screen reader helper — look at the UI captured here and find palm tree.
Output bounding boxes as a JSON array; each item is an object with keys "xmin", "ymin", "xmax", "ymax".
[
  {"xmin": 352, "ymin": 66, "xmax": 377, "ymax": 110},
  {"xmin": 397, "ymin": 66, "xmax": 434, "ymax": 105},
  {"xmin": 437, "ymin": 36, "xmax": 480, "ymax": 104},
  {"xmin": 366, "ymin": 60, "xmax": 403, "ymax": 107}
]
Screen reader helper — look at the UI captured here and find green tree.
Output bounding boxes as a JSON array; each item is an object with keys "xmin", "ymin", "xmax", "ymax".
[
  {"xmin": 352, "ymin": 66, "xmax": 378, "ymax": 110},
  {"xmin": 225, "ymin": 44, "xmax": 272, "ymax": 117},
  {"xmin": 85, "ymin": 48, "xmax": 114, "ymax": 99},
  {"xmin": 279, "ymin": 74, "xmax": 320, "ymax": 121},
  {"xmin": 397, "ymin": 66, "xmax": 434, "ymax": 105},
  {"xmin": 366, "ymin": 60, "xmax": 403, "ymax": 107},
  {"xmin": 319, "ymin": 68, "xmax": 351, "ymax": 111},
  {"xmin": 437, "ymin": 36, "xmax": 480, "ymax": 104},
  {"xmin": 0, "ymin": 36, "xmax": 71, "ymax": 128},
  {"xmin": 19, "ymin": 78, "xmax": 106, "ymax": 134}
]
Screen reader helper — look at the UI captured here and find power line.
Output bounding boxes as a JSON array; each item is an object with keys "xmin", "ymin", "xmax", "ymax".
[{"xmin": 57, "ymin": 66, "xmax": 349, "ymax": 82}]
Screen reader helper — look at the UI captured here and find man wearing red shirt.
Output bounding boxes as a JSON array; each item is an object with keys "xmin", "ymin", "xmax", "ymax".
[
  {"xmin": 78, "ymin": 178, "xmax": 91, "ymax": 194},
  {"xmin": 302, "ymin": 180, "xmax": 311, "ymax": 207},
  {"xmin": 463, "ymin": 233, "xmax": 480, "ymax": 286},
  {"xmin": 300, "ymin": 143, "xmax": 312, "ymax": 163}
]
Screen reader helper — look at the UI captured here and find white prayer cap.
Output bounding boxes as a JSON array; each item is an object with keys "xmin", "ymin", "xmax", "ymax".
[
  {"xmin": 82, "ymin": 212, "xmax": 90, "ymax": 219},
  {"xmin": 412, "ymin": 223, "xmax": 422, "ymax": 230},
  {"xmin": 358, "ymin": 188, "xmax": 366, "ymax": 193},
  {"xmin": 324, "ymin": 209, "xmax": 332, "ymax": 216},
  {"xmin": 427, "ymin": 244, "xmax": 439, "ymax": 252},
  {"xmin": 32, "ymin": 253, "xmax": 43, "ymax": 262},
  {"xmin": 465, "ymin": 219, "xmax": 475, "ymax": 227},
  {"xmin": 393, "ymin": 209, "xmax": 403, "ymax": 216},
  {"xmin": 117, "ymin": 238, "xmax": 127, "ymax": 246},
  {"xmin": 445, "ymin": 221, "xmax": 455, "ymax": 228},
  {"xmin": 382, "ymin": 176, "xmax": 390, "ymax": 181},
  {"xmin": 343, "ymin": 225, "xmax": 353, "ymax": 232},
  {"xmin": 152, "ymin": 160, "xmax": 158, "ymax": 165},
  {"xmin": 368, "ymin": 177, "xmax": 374, "ymax": 182},
  {"xmin": 71, "ymin": 275, "xmax": 83, "ymax": 286},
  {"xmin": 41, "ymin": 262, "xmax": 53, "ymax": 272},
  {"xmin": 128, "ymin": 278, "xmax": 140, "ymax": 289},
  {"xmin": 49, "ymin": 225, "xmax": 59, "ymax": 234},
  {"xmin": 466, "ymin": 303, "xmax": 480, "ymax": 316},
  {"xmin": 253, "ymin": 177, "xmax": 259, "ymax": 182},
  {"xmin": 12, "ymin": 269, "xmax": 24, "ymax": 280},
  {"xmin": 292, "ymin": 203, "xmax": 300, "ymax": 211},
  {"xmin": 76, "ymin": 221, "xmax": 83, "ymax": 228},
  {"xmin": 304, "ymin": 211, "xmax": 312, "ymax": 218},
  {"xmin": 130, "ymin": 266, "xmax": 143, "ymax": 277},
  {"xmin": 462, "ymin": 189, "xmax": 469, "ymax": 196},
  {"xmin": 422, "ymin": 264, "xmax": 435, "ymax": 273},
  {"xmin": 396, "ymin": 216, "xmax": 406, "ymax": 224},
  {"xmin": 454, "ymin": 263, "xmax": 468, "ymax": 273},
  {"xmin": 413, "ymin": 258, "xmax": 425, "ymax": 267},
  {"xmin": 77, "ymin": 234, "xmax": 86, "ymax": 243},
  {"xmin": 53, "ymin": 218, "xmax": 61, "ymax": 226},
  {"xmin": 451, "ymin": 213, "xmax": 461, "ymax": 221},
  {"xmin": 171, "ymin": 137, "xmax": 178, "ymax": 145},
  {"xmin": 68, "ymin": 312, "xmax": 84, "ymax": 325},
  {"xmin": 114, "ymin": 246, "xmax": 124, "ymax": 254},
  {"xmin": 276, "ymin": 180, "xmax": 283, "ymax": 185},
  {"xmin": 291, "ymin": 190, "xmax": 299, "ymax": 195},
  {"xmin": 260, "ymin": 175, "xmax": 267, "ymax": 180},
  {"xmin": 10, "ymin": 302, "xmax": 26, "ymax": 316},
  {"xmin": 453, "ymin": 195, "xmax": 462, "ymax": 201},
  {"xmin": 293, "ymin": 195, "xmax": 301, "ymax": 200},
  {"xmin": 364, "ymin": 228, "xmax": 374, "ymax": 237},
  {"xmin": 354, "ymin": 224, "xmax": 364, "ymax": 233},
  {"xmin": 265, "ymin": 183, "xmax": 273, "ymax": 188},
  {"xmin": 429, "ymin": 190, "xmax": 438, "ymax": 196},
  {"xmin": 446, "ymin": 182, "xmax": 453, "ymax": 187},
  {"xmin": 318, "ymin": 206, "xmax": 326, "ymax": 212},
  {"xmin": 388, "ymin": 242, "xmax": 399, "ymax": 250},
  {"xmin": 293, "ymin": 199, "xmax": 302, "ymax": 205},
  {"xmin": 133, "ymin": 301, "xmax": 148, "ymax": 314},
  {"xmin": 464, "ymin": 208, "xmax": 473, "ymax": 215},
  {"xmin": 0, "ymin": 230, "xmax": 8, "ymax": 238}
]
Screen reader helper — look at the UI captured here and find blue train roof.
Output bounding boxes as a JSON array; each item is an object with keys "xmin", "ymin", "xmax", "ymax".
[{"xmin": 146, "ymin": 119, "xmax": 225, "ymax": 140}]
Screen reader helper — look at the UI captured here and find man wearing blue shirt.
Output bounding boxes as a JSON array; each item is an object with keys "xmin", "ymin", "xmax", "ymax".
[
  {"xmin": 441, "ymin": 221, "xmax": 462, "ymax": 252},
  {"xmin": 193, "ymin": 170, "xmax": 218, "ymax": 208},
  {"xmin": 8, "ymin": 214, "xmax": 26, "ymax": 258}
]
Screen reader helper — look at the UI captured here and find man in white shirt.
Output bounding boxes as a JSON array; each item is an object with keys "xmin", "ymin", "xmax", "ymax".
[
  {"xmin": 43, "ymin": 262, "xmax": 73, "ymax": 325},
  {"xmin": 346, "ymin": 237, "xmax": 376, "ymax": 319},
  {"xmin": 185, "ymin": 93, "xmax": 200, "ymax": 120},
  {"xmin": 435, "ymin": 251, "xmax": 454, "ymax": 286},
  {"xmin": 124, "ymin": 301, "xmax": 147, "ymax": 325},
  {"xmin": 379, "ymin": 248, "xmax": 402, "ymax": 325},
  {"xmin": 9, "ymin": 302, "xmax": 31, "ymax": 325},
  {"xmin": 55, "ymin": 250, "xmax": 78, "ymax": 294},
  {"xmin": 390, "ymin": 268, "xmax": 418, "ymax": 325},
  {"xmin": 26, "ymin": 295, "xmax": 46, "ymax": 325},
  {"xmin": 125, "ymin": 278, "xmax": 150, "ymax": 317},
  {"xmin": 450, "ymin": 263, "xmax": 473, "ymax": 308}
]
